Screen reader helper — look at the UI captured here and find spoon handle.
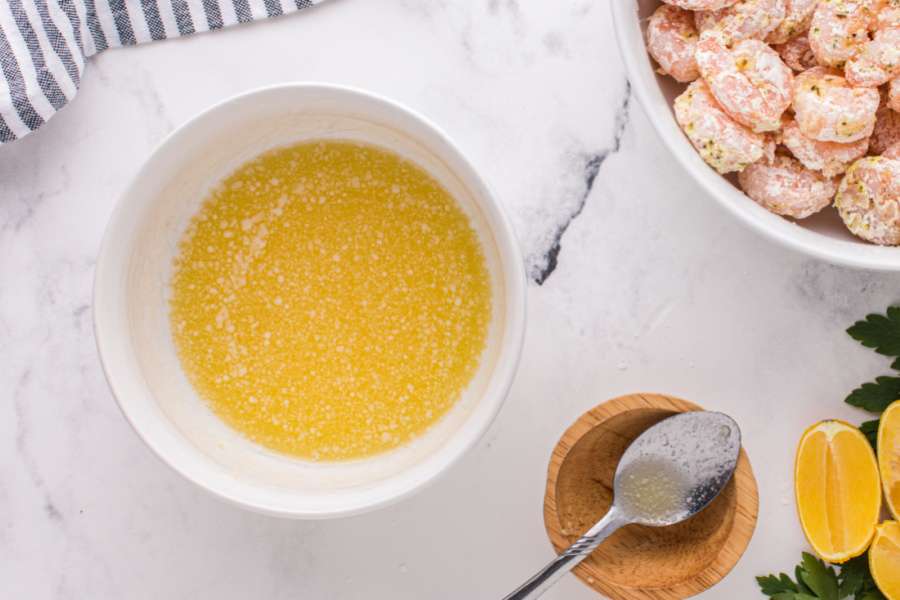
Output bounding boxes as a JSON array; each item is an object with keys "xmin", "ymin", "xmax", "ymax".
[{"xmin": 502, "ymin": 509, "xmax": 627, "ymax": 600}]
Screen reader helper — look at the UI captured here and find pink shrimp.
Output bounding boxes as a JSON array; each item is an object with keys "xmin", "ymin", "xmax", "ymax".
[
  {"xmin": 661, "ymin": 0, "xmax": 742, "ymax": 11},
  {"xmin": 773, "ymin": 34, "xmax": 819, "ymax": 71},
  {"xmin": 695, "ymin": 37, "xmax": 794, "ymax": 132},
  {"xmin": 766, "ymin": 0, "xmax": 820, "ymax": 44},
  {"xmin": 835, "ymin": 155, "xmax": 900, "ymax": 244},
  {"xmin": 782, "ymin": 115, "xmax": 870, "ymax": 176},
  {"xmin": 694, "ymin": 0, "xmax": 787, "ymax": 47},
  {"xmin": 647, "ymin": 5, "xmax": 701, "ymax": 83},
  {"xmin": 808, "ymin": 0, "xmax": 878, "ymax": 68},
  {"xmin": 792, "ymin": 67, "xmax": 881, "ymax": 142},
  {"xmin": 876, "ymin": 0, "xmax": 900, "ymax": 29},
  {"xmin": 845, "ymin": 26, "xmax": 900, "ymax": 87},
  {"xmin": 673, "ymin": 79, "xmax": 770, "ymax": 173},
  {"xmin": 738, "ymin": 154, "xmax": 837, "ymax": 217}
]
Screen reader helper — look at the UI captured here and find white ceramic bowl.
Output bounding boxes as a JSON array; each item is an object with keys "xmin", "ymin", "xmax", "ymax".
[
  {"xmin": 611, "ymin": 0, "xmax": 900, "ymax": 271},
  {"xmin": 94, "ymin": 84, "xmax": 526, "ymax": 518}
]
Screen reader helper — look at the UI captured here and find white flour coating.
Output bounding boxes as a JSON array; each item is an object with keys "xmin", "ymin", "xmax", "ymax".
[
  {"xmin": 647, "ymin": 4, "xmax": 701, "ymax": 83},
  {"xmin": 696, "ymin": 37, "xmax": 794, "ymax": 132},
  {"xmin": 846, "ymin": 27, "xmax": 900, "ymax": 87},
  {"xmin": 674, "ymin": 79, "xmax": 769, "ymax": 173},
  {"xmin": 808, "ymin": 0, "xmax": 877, "ymax": 68},
  {"xmin": 738, "ymin": 154, "xmax": 837, "ymax": 218},
  {"xmin": 782, "ymin": 115, "xmax": 870, "ymax": 176},
  {"xmin": 661, "ymin": 0, "xmax": 742, "ymax": 11},
  {"xmin": 835, "ymin": 156, "xmax": 900, "ymax": 244},
  {"xmin": 695, "ymin": 0, "xmax": 787, "ymax": 47},
  {"xmin": 766, "ymin": 0, "xmax": 819, "ymax": 44},
  {"xmin": 792, "ymin": 67, "xmax": 881, "ymax": 142}
]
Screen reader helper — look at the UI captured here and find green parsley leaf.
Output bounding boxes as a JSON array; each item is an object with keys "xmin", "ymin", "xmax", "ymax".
[
  {"xmin": 859, "ymin": 420, "xmax": 880, "ymax": 450},
  {"xmin": 845, "ymin": 376, "xmax": 900, "ymax": 413},
  {"xmin": 838, "ymin": 556, "xmax": 866, "ymax": 597},
  {"xmin": 800, "ymin": 553, "xmax": 839, "ymax": 600},
  {"xmin": 759, "ymin": 574, "xmax": 799, "ymax": 595},
  {"xmin": 840, "ymin": 555, "xmax": 886, "ymax": 600},
  {"xmin": 797, "ymin": 565, "xmax": 814, "ymax": 595},
  {"xmin": 758, "ymin": 552, "xmax": 884, "ymax": 599},
  {"xmin": 847, "ymin": 306, "xmax": 900, "ymax": 357}
]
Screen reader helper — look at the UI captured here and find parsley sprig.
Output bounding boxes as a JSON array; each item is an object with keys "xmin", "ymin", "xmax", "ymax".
[
  {"xmin": 844, "ymin": 306, "xmax": 900, "ymax": 443},
  {"xmin": 847, "ymin": 306, "xmax": 900, "ymax": 360},
  {"xmin": 756, "ymin": 554, "xmax": 885, "ymax": 600}
]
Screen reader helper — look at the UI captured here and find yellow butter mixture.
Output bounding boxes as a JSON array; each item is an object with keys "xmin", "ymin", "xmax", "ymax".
[{"xmin": 169, "ymin": 140, "xmax": 491, "ymax": 460}]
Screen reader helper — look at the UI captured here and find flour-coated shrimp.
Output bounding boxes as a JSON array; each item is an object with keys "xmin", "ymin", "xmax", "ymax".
[
  {"xmin": 845, "ymin": 26, "xmax": 900, "ymax": 87},
  {"xmin": 774, "ymin": 34, "xmax": 820, "ymax": 70},
  {"xmin": 738, "ymin": 154, "xmax": 837, "ymax": 217},
  {"xmin": 662, "ymin": 0, "xmax": 742, "ymax": 11},
  {"xmin": 792, "ymin": 67, "xmax": 881, "ymax": 141},
  {"xmin": 876, "ymin": 0, "xmax": 900, "ymax": 29},
  {"xmin": 695, "ymin": 0, "xmax": 787, "ymax": 46},
  {"xmin": 809, "ymin": 0, "xmax": 878, "ymax": 67},
  {"xmin": 885, "ymin": 142, "xmax": 900, "ymax": 158},
  {"xmin": 695, "ymin": 37, "xmax": 794, "ymax": 132},
  {"xmin": 782, "ymin": 115, "xmax": 870, "ymax": 175},
  {"xmin": 835, "ymin": 155, "xmax": 900, "ymax": 244},
  {"xmin": 767, "ymin": 0, "xmax": 820, "ymax": 44},
  {"xmin": 647, "ymin": 5, "xmax": 701, "ymax": 82},
  {"xmin": 674, "ymin": 79, "xmax": 770, "ymax": 172}
]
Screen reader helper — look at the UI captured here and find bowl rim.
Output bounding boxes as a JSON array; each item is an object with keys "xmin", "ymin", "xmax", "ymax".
[
  {"xmin": 93, "ymin": 82, "xmax": 527, "ymax": 518},
  {"xmin": 610, "ymin": 0, "xmax": 900, "ymax": 272}
]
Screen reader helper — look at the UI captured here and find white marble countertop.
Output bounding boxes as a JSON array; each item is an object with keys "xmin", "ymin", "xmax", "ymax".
[{"xmin": 2, "ymin": 1, "xmax": 898, "ymax": 598}]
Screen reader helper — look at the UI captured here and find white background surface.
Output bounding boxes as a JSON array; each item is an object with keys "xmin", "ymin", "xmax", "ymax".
[{"xmin": 2, "ymin": 1, "xmax": 899, "ymax": 598}]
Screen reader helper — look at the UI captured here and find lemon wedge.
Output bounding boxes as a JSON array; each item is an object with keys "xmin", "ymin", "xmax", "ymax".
[
  {"xmin": 795, "ymin": 420, "xmax": 881, "ymax": 563},
  {"xmin": 870, "ymin": 521, "xmax": 900, "ymax": 600},
  {"xmin": 879, "ymin": 400, "xmax": 900, "ymax": 520}
]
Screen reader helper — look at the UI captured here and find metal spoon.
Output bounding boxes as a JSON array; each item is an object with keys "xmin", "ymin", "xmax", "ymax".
[{"xmin": 503, "ymin": 411, "xmax": 742, "ymax": 600}]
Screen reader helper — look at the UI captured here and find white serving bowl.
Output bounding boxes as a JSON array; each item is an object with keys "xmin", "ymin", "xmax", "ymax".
[
  {"xmin": 94, "ymin": 84, "xmax": 526, "ymax": 518},
  {"xmin": 611, "ymin": 0, "xmax": 900, "ymax": 271}
]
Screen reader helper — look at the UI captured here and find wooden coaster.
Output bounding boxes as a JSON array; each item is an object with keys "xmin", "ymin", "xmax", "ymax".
[{"xmin": 543, "ymin": 393, "xmax": 759, "ymax": 600}]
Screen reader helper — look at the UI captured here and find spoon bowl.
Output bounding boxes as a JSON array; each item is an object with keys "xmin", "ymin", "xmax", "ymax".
[{"xmin": 614, "ymin": 412, "xmax": 741, "ymax": 527}]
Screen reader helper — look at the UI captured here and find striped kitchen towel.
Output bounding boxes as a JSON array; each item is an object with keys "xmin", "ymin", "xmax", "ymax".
[{"xmin": 0, "ymin": 0, "xmax": 324, "ymax": 144}]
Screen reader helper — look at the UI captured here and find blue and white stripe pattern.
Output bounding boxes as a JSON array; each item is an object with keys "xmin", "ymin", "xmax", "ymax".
[{"xmin": 0, "ymin": 0, "xmax": 321, "ymax": 144}]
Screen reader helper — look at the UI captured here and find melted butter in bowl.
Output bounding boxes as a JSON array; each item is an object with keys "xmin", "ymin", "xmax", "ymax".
[
  {"xmin": 95, "ymin": 84, "xmax": 525, "ymax": 516},
  {"xmin": 169, "ymin": 140, "xmax": 492, "ymax": 461}
]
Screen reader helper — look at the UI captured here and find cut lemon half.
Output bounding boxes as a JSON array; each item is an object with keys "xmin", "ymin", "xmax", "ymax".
[
  {"xmin": 879, "ymin": 400, "xmax": 900, "ymax": 520},
  {"xmin": 870, "ymin": 521, "xmax": 900, "ymax": 600},
  {"xmin": 795, "ymin": 420, "xmax": 881, "ymax": 563}
]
